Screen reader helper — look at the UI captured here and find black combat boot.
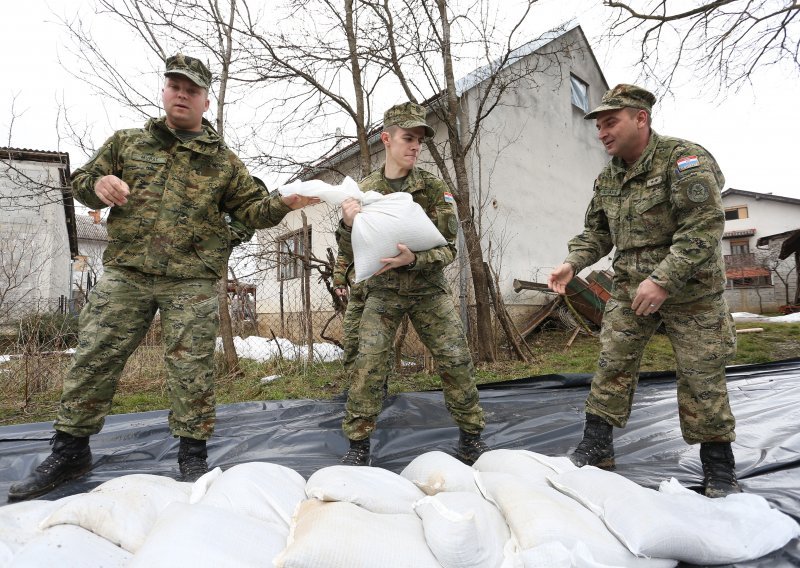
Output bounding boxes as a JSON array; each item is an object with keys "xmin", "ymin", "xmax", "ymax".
[
  {"xmin": 178, "ymin": 437, "xmax": 209, "ymax": 482},
  {"xmin": 700, "ymin": 442, "xmax": 742, "ymax": 498},
  {"xmin": 8, "ymin": 431, "xmax": 92, "ymax": 502},
  {"xmin": 455, "ymin": 430, "xmax": 490, "ymax": 466},
  {"xmin": 569, "ymin": 413, "xmax": 615, "ymax": 469},
  {"xmin": 340, "ymin": 438, "xmax": 371, "ymax": 466}
]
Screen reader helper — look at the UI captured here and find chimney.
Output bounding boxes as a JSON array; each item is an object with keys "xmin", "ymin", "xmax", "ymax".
[{"xmin": 89, "ymin": 210, "xmax": 101, "ymax": 224}]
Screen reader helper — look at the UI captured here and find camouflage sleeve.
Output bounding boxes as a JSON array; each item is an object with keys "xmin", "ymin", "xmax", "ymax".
[
  {"xmin": 335, "ymin": 219, "xmax": 354, "ymax": 278},
  {"xmin": 332, "ymin": 248, "xmax": 351, "ymax": 288},
  {"xmin": 409, "ymin": 176, "xmax": 456, "ymax": 272},
  {"xmin": 70, "ymin": 134, "xmax": 121, "ymax": 210},
  {"xmin": 564, "ymin": 187, "xmax": 614, "ymax": 273},
  {"xmin": 648, "ymin": 146, "xmax": 726, "ymax": 295},
  {"xmin": 222, "ymin": 157, "xmax": 292, "ymax": 229},
  {"xmin": 227, "ymin": 217, "xmax": 255, "ymax": 248}
]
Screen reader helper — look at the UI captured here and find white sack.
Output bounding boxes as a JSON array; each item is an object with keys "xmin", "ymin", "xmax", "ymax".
[
  {"xmin": 130, "ymin": 502, "xmax": 287, "ymax": 568},
  {"xmin": 40, "ymin": 474, "xmax": 191, "ymax": 553},
  {"xmin": 351, "ymin": 192, "xmax": 447, "ymax": 283},
  {"xmin": 277, "ymin": 176, "xmax": 362, "ymax": 207},
  {"xmin": 401, "ymin": 450, "xmax": 481, "ymax": 496},
  {"xmin": 414, "ymin": 491, "xmax": 512, "ymax": 568},
  {"xmin": 306, "ymin": 464, "xmax": 426, "ymax": 514},
  {"xmin": 274, "ymin": 498, "xmax": 441, "ymax": 568},
  {"xmin": 8, "ymin": 524, "xmax": 131, "ymax": 568},
  {"xmin": 197, "ymin": 462, "xmax": 306, "ymax": 532},
  {"xmin": 548, "ymin": 467, "xmax": 800, "ymax": 565},
  {"xmin": 476, "ymin": 471, "xmax": 676, "ymax": 568},
  {"xmin": 188, "ymin": 466, "xmax": 223, "ymax": 502},
  {"xmin": 519, "ymin": 541, "xmax": 621, "ymax": 568},
  {"xmin": 0, "ymin": 496, "xmax": 79, "ymax": 555},
  {"xmin": 473, "ymin": 449, "xmax": 577, "ymax": 482}
]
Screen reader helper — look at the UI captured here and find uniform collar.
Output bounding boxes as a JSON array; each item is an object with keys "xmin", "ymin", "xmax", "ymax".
[
  {"xmin": 148, "ymin": 117, "xmax": 224, "ymax": 155},
  {"xmin": 609, "ymin": 130, "xmax": 660, "ymax": 182},
  {"xmin": 379, "ymin": 165, "xmax": 425, "ymax": 193}
]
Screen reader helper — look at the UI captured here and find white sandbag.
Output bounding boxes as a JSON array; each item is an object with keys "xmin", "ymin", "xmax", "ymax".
[
  {"xmin": 130, "ymin": 502, "xmax": 287, "ymax": 568},
  {"xmin": 519, "ymin": 541, "xmax": 619, "ymax": 568},
  {"xmin": 473, "ymin": 449, "xmax": 577, "ymax": 483},
  {"xmin": 0, "ymin": 496, "xmax": 79, "ymax": 555},
  {"xmin": 274, "ymin": 498, "xmax": 441, "ymax": 568},
  {"xmin": 476, "ymin": 471, "xmax": 676, "ymax": 568},
  {"xmin": 188, "ymin": 466, "xmax": 223, "ymax": 502},
  {"xmin": 414, "ymin": 491, "xmax": 512, "ymax": 568},
  {"xmin": 306, "ymin": 465, "xmax": 426, "ymax": 514},
  {"xmin": 8, "ymin": 524, "xmax": 131, "ymax": 568},
  {"xmin": 40, "ymin": 474, "xmax": 191, "ymax": 553},
  {"xmin": 197, "ymin": 462, "xmax": 306, "ymax": 532},
  {"xmin": 277, "ymin": 176, "xmax": 362, "ymax": 206},
  {"xmin": 351, "ymin": 192, "xmax": 447, "ymax": 283},
  {"xmin": 549, "ymin": 467, "xmax": 800, "ymax": 565},
  {"xmin": 401, "ymin": 451, "xmax": 480, "ymax": 495}
]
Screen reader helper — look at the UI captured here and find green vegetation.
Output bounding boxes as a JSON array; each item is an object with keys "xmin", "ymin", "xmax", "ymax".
[{"xmin": 1, "ymin": 322, "xmax": 797, "ymax": 426}]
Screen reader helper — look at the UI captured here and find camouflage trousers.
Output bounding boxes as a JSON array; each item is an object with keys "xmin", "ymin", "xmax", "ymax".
[
  {"xmin": 586, "ymin": 293, "xmax": 737, "ymax": 444},
  {"xmin": 341, "ymin": 282, "xmax": 366, "ymax": 372},
  {"xmin": 342, "ymin": 288, "xmax": 485, "ymax": 441},
  {"xmin": 55, "ymin": 267, "xmax": 219, "ymax": 440}
]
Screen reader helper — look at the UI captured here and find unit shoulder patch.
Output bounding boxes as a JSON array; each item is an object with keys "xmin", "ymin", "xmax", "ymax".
[
  {"xmin": 443, "ymin": 191, "xmax": 455, "ymax": 204},
  {"xmin": 687, "ymin": 182, "xmax": 709, "ymax": 203}
]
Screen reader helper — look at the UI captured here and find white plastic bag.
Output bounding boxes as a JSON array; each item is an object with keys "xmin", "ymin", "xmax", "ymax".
[{"xmin": 351, "ymin": 192, "xmax": 446, "ymax": 283}]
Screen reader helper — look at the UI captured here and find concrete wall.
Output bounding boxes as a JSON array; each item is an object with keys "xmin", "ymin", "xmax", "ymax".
[{"xmin": 0, "ymin": 159, "xmax": 71, "ymax": 317}]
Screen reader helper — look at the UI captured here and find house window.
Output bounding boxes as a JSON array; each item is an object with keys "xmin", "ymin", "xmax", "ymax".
[
  {"xmin": 724, "ymin": 206, "xmax": 748, "ymax": 220},
  {"xmin": 729, "ymin": 240, "xmax": 750, "ymax": 255},
  {"xmin": 277, "ymin": 227, "xmax": 311, "ymax": 281},
  {"xmin": 727, "ymin": 275, "xmax": 772, "ymax": 288},
  {"xmin": 570, "ymin": 75, "xmax": 589, "ymax": 113}
]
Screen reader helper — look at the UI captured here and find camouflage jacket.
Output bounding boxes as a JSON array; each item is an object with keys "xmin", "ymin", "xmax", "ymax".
[
  {"xmin": 564, "ymin": 131, "xmax": 726, "ymax": 303},
  {"xmin": 336, "ymin": 166, "xmax": 458, "ymax": 295},
  {"xmin": 72, "ymin": 117, "xmax": 290, "ymax": 279}
]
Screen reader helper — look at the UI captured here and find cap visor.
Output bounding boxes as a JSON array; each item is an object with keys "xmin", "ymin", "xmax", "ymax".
[
  {"xmin": 583, "ymin": 103, "xmax": 624, "ymax": 120},
  {"xmin": 164, "ymin": 70, "xmax": 206, "ymax": 88}
]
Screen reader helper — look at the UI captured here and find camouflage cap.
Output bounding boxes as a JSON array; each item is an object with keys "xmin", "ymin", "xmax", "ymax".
[
  {"xmin": 383, "ymin": 102, "xmax": 435, "ymax": 138},
  {"xmin": 584, "ymin": 84, "xmax": 656, "ymax": 120},
  {"xmin": 164, "ymin": 53, "xmax": 212, "ymax": 89}
]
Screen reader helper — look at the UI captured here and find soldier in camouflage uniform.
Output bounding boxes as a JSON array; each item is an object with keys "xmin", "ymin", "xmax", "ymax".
[
  {"xmin": 548, "ymin": 84, "xmax": 740, "ymax": 498},
  {"xmin": 8, "ymin": 54, "xmax": 316, "ymax": 501},
  {"xmin": 337, "ymin": 102, "xmax": 488, "ymax": 467}
]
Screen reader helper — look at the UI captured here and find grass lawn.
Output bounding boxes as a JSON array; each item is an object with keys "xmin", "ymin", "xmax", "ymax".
[{"xmin": 1, "ymin": 322, "xmax": 797, "ymax": 426}]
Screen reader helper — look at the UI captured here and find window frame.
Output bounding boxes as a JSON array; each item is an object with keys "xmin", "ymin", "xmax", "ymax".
[
  {"xmin": 276, "ymin": 227, "xmax": 312, "ymax": 281},
  {"xmin": 570, "ymin": 74, "xmax": 589, "ymax": 113}
]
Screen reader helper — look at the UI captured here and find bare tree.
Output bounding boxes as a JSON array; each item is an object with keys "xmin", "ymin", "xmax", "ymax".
[
  {"xmin": 604, "ymin": 0, "xmax": 800, "ymax": 91},
  {"xmin": 758, "ymin": 243, "xmax": 799, "ymax": 306}
]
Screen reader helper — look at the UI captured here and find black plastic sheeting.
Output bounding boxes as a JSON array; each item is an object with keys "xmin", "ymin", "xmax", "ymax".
[{"xmin": 1, "ymin": 358, "xmax": 799, "ymax": 567}]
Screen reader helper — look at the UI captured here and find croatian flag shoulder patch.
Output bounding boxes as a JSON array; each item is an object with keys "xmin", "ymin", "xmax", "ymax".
[
  {"xmin": 443, "ymin": 192, "xmax": 455, "ymax": 204},
  {"xmin": 676, "ymin": 155, "xmax": 700, "ymax": 171}
]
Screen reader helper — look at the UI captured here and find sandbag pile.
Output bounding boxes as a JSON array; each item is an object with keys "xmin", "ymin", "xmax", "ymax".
[{"xmin": 1, "ymin": 450, "xmax": 798, "ymax": 567}]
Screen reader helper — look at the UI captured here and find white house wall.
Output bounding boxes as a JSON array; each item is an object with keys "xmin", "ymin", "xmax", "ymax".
[
  {"xmin": 0, "ymin": 160, "xmax": 71, "ymax": 317},
  {"xmin": 460, "ymin": 28, "xmax": 611, "ymax": 307}
]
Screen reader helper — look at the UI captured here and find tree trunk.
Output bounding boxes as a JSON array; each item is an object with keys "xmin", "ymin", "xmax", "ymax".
[{"xmin": 217, "ymin": 278, "xmax": 239, "ymax": 374}]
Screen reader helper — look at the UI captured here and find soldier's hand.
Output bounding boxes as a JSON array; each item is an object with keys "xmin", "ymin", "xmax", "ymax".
[
  {"xmin": 334, "ymin": 286, "xmax": 349, "ymax": 300},
  {"xmin": 341, "ymin": 198, "xmax": 361, "ymax": 228},
  {"xmin": 632, "ymin": 278, "xmax": 669, "ymax": 316},
  {"xmin": 95, "ymin": 175, "xmax": 130, "ymax": 207},
  {"xmin": 548, "ymin": 263, "xmax": 574, "ymax": 295},
  {"xmin": 282, "ymin": 194, "xmax": 320, "ymax": 210},
  {"xmin": 375, "ymin": 244, "xmax": 416, "ymax": 276}
]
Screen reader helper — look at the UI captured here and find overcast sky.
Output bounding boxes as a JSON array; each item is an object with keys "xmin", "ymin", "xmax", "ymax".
[{"xmin": 3, "ymin": 0, "xmax": 799, "ymax": 200}]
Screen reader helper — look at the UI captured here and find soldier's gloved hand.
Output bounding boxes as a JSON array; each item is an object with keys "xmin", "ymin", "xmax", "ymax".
[
  {"xmin": 95, "ymin": 175, "xmax": 130, "ymax": 207},
  {"xmin": 375, "ymin": 244, "xmax": 416, "ymax": 276},
  {"xmin": 632, "ymin": 278, "xmax": 669, "ymax": 316}
]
